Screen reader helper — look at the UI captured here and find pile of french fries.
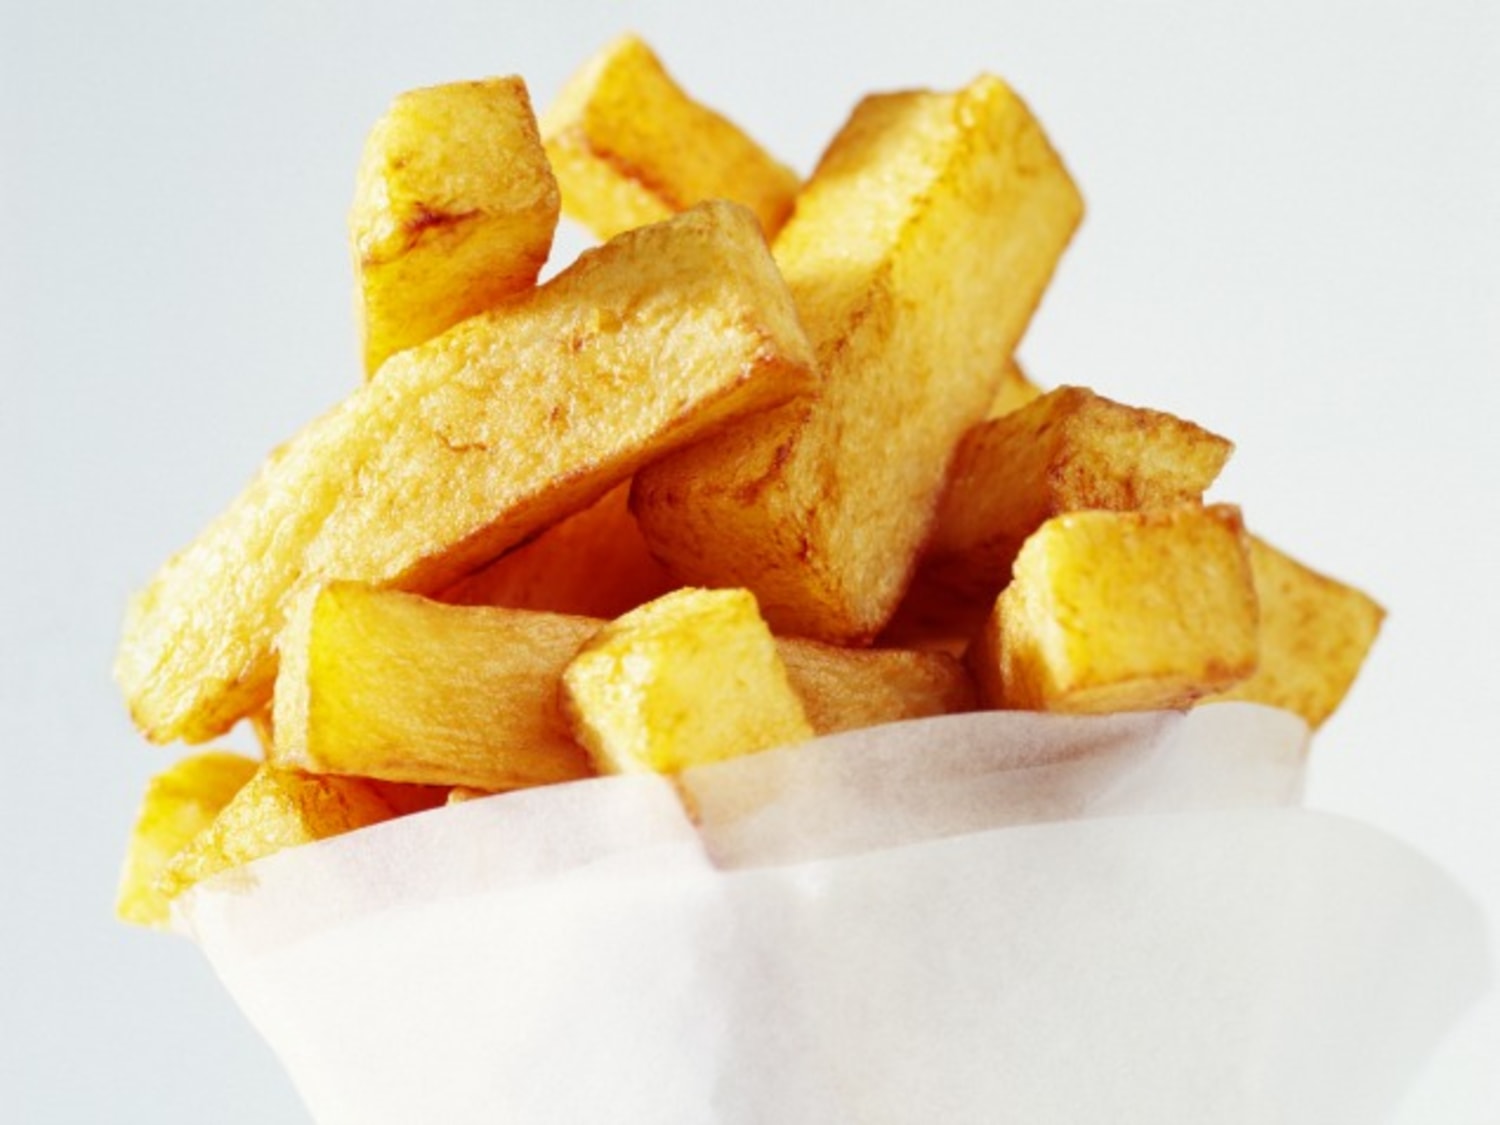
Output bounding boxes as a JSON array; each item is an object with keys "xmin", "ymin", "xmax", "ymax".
[{"xmin": 115, "ymin": 35, "xmax": 1384, "ymax": 929}]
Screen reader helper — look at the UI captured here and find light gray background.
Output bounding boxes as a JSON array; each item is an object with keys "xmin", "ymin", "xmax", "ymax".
[{"xmin": 3, "ymin": 2, "xmax": 1496, "ymax": 1121}]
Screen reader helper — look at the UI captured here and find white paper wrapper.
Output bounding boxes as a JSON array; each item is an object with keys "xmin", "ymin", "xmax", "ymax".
[{"xmin": 180, "ymin": 704, "xmax": 1489, "ymax": 1124}]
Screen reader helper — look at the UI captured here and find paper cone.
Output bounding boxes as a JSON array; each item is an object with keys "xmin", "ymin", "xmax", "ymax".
[{"xmin": 179, "ymin": 705, "xmax": 1489, "ymax": 1124}]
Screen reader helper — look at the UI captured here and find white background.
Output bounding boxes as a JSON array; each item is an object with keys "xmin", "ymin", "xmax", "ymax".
[{"xmin": 2, "ymin": 1, "xmax": 1496, "ymax": 1121}]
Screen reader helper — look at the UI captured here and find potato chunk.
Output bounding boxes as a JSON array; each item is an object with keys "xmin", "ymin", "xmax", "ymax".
[
  {"xmin": 156, "ymin": 766, "xmax": 396, "ymax": 904},
  {"xmin": 273, "ymin": 583, "xmax": 596, "ymax": 790},
  {"xmin": 541, "ymin": 34, "xmax": 799, "ymax": 241},
  {"xmin": 440, "ymin": 481, "xmax": 676, "ymax": 619},
  {"xmin": 926, "ymin": 386, "xmax": 1233, "ymax": 597},
  {"xmin": 115, "ymin": 751, "xmax": 259, "ymax": 928},
  {"xmin": 634, "ymin": 76, "xmax": 1084, "ymax": 643},
  {"xmin": 969, "ymin": 504, "xmax": 1258, "ymax": 712},
  {"xmin": 1208, "ymin": 535, "xmax": 1384, "ymax": 728},
  {"xmin": 561, "ymin": 588, "xmax": 813, "ymax": 774},
  {"xmin": 351, "ymin": 77, "xmax": 560, "ymax": 375},
  {"xmin": 117, "ymin": 201, "xmax": 815, "ymax": 745}
]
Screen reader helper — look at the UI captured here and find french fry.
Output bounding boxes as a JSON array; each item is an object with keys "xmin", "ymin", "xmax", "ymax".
[
  {"xmin": 273, "ymin": 583, "xmax": 596, "ymax": 790},
  {"xmin": 968, "ymin": 504, "xmax": 1259, "ymax": 712},
  {"xmin": 542, "ymin": 34, "xmax": 800, "ymax": 241},
  {"xmin": 778, "ymin": 636, "xmax": 976, "ymax": 732},
  {"xmin": 351, "ymin": 77, "xmax": 559, "ymax": 375},
  {"xmin": 115, "ymin": 751, "xmax": 259, "ymax": 929},
  {"xmin": 115, "ymin": 53, "xmax": 1389, "ymax": 913},
  {"xmin": 440, "ymin": 481, "xmax": 676, "ymax": 618},
  {"xmin": 276, "ymin": 584, "xmax": 974, "ymax": 789},
  {"xmin": 634, "ymin": 75, "xmax": 1084, "ymax": 643},
  {"xmin": 116, "ymin": 201, "xmax": 815, "ymax": 745},
  {"xmin": 925, "ymin": 386, "xmax": 1233, "ymax": 597},
  {"xmin": 1207, "ymin": 535, "xmax": 1385, "ymax": 728},
  {"xmin": 562, "ymin": 588, "xmax": 814, "ymax": 774},
  {"xmin": 155, "ymin": 766, "xmax": 397, "ymax": 905}
]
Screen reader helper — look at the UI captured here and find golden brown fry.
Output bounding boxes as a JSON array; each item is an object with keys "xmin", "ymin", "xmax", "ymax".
[
  {"xmin": 115, "ymin": 751, "xmax": 259, "ymax": 928},
  {"xmin": 351, "ymin": 77, "xmax": 559, "ymax": 375},
  {"xmin": 541, "ymin": 34, "xmax": 800, "ymax": 241},
  {"xmin": 273, "ymin": 583, "xmax": 596, "ymax": 790},
  {"xmin": 634, "ymin": 76, "xmax": 1084, "ymax": 643},
  {"xmin": 117, "ymin": 201, "xmax": 815, "ymax": 745},
  {"xmin": 562, "ymin": 588, "xmax": 814, "ymax": 774},
  {"xmin": 926, "ymin": 386, "xmax": 1233, "ymax": 597},
  {"xmin": 156, "ymin": 766, "xmax": 396, "ymax": 903},
  {"xmin": 440, "ymin": 481, "xmax": 676, "ymax": 618},
  {"xmin": 1207, "ymin": 535, "xmax": 1384, "ymax": 728},
  {"xmin": 969, "ymin": 504, "xmax": 1258, "ymax": 712},
  {"xmin": 778, "ymin": 636, "xmax": 976, "ymax": 733}
]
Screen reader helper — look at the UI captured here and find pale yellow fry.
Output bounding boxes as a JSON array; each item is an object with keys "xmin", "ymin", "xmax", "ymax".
[
  {"xmin": 116, "ymin": 751, "xmax": 259, "ymax": 929},
  {"xmin": 542, "ymin": 34, "xmax": 799, "ymax": 240},
  {"xmin": 156, "ymin": 766, "xmax": 396, "ymax": 904},
  {"xmin": 351, "ymin": 76, "xmax": 559, "ymax": 374},
  {"xmin": 562, "ymin": 588, "xmax": 814, "ymax": 775},
  {"xmin": 273, "ymin": 583, "xmax": 596, "ymax": 791}
]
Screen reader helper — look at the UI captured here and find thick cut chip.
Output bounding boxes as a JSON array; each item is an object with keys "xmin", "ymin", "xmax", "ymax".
[
  {"xmin": 115, "ymin": 751, "xmax": 259, "ymax": 929},
  {"xmin": 157, "ymin": 766, "xmax": 395, "ymax": 904},
  {"xmin": 441, "ymin": 481, "xmax": 676, "ymax": 618},
  {"xmin": 117, "ymin": 201, "xmax": 815, "ymax": 745},
  {"xmin": 926, "ymin": 386, "xmax": 1233, "ymax": 597},
  {"xmin": 352, "ymin": 77, "xmax": 560, "ymax": 375},
  {"xmin": 969, "ymin": 504, "xmax": 1258, "ymax": 712},
  {"xmin": 634, "ymin": 76, "xmax": 1084, "ymax": 643},
  {"xmin": 777, "ymin": 636, "xmax": 976, "ymax": 733},
  {"xmin": 273, "ymin": 583, "xmax": 596, "ymax": 790},
  {"xmin": 987, "ymin": 358, "xmax": 1044, "ymax": 419},
  {"xmin": 561, "ymin": 588, "xmax": 813, "ymax": 774},
  {"xmin": 1207, "ymin": 535, "xmax": 1384, "ymax": 728},
  {"xmin": 541, "ymin": 34, "xmax": 799, "ymax": 241}
]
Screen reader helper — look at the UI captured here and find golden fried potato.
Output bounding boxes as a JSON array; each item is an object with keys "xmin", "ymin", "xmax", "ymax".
[
  {"xmin": 778, "ymin": 636, "xmax": 976, "ymax": 733},
  {"xmin": 156, "ymin": 766, "xmax": 396, "ymax": 904},
  {"xmin": 969, "ymin": 504, "xmax": 1258, "ymax": 712},
  {"xmin": 115, "ymin": 751, "xmax": 259, "ymax": 928},
  {"xmin": 562, "ymin": 588, "xmax": 813, "ymax": 774},
  {"xmin": 986, "ymin": 357, "xmax": 1044, "ymax": 419},
  {"xmin": 117, "ymin": 201, "xmax": 815, "ymax": 745},
  {"xmin": 273, "ymin": 583, "xmax": 595, "ymax": 790},
  {"xmin": 926, "ymin": 386, "xmax": 1233, "ymax": 597},
  {"xmin": 1207, "ymin": 535, "xmax": 1384, "ymax": 728},
  {"xmin": 634, "ymin": 76, "xmax": 1084, "ymax": 643},
  {"xmin": 352, "ymin": 77, "xmax": 560, "ymax": 375},
  {"xmin": 541, "ymin": 34, "xmax": 799, "ymax": 241},
  {"xmin": 440, "ymin": 481, "xmax": 676, "ymax": 618}
]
